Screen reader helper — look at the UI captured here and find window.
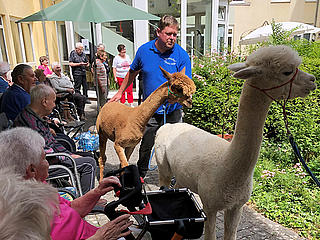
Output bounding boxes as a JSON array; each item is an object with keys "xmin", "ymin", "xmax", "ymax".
[
  {"xmin": 218, "ymin": 6, "xmax": 226, "ymax": 21},
  {"xmin": 0, "ymin": 16, "xmax": 8, "ymax": 62},
  {"xmin": 56, "ymin": 22, "xmax": 68, "ymax": 61},
  {"xmin": 10, "ymin": 18, "xmax": 35, "ymax": 64}
]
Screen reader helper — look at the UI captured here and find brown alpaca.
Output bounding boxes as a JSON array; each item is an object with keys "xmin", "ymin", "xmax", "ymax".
[{"xmin": 96, "ymin": 66, "xmax": 196, "ymax": 181}]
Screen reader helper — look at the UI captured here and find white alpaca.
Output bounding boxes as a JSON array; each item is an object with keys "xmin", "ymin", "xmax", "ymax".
[{"xmin": 154, "ymin": 45, "xmax": 316, "ymax": 240}]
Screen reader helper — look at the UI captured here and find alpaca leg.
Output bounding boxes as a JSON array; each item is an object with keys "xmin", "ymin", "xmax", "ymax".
[
  {"xmin": 158, "ymin": 171, "xmax": 172, "ymax": 187},
  {"xmin": 204, "ymin": 210, "xmax": 217, "ymax": 240},
  {"xmin": 125, "ymin": 146, "xmax": 135, "ymax": 162},
  {"xmin": 114, "ymin": 143, "xmax": 129, "ymax": 168},
  {"xmin": 157, "ymin": 153, "xmax": 172, "ymax": 187},
  {"xmin": 98, "ymin": 138, "xmax": 107, "ymax": 182},
  {"xmin": 224, "ymin": 205, "xmax": 243, "ymax": 240}
]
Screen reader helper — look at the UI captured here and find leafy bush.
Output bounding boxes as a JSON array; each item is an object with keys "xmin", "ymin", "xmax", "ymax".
[
  {"xmin": 184, "ymin": 52, "xmax": 242, "ymax": 135},
  {"xmin": 252, "ymin": 145, "xmax": 320, "ymax": 239}
]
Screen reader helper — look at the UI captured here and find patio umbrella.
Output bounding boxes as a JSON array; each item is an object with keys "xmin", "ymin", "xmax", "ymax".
[
  {"xmin": 239, "ymin": 22, "xmax": 320, "ymax": 45},
  {"xmin": 17, "ymin": 0, "xmax": 160, "ymax": 113}
]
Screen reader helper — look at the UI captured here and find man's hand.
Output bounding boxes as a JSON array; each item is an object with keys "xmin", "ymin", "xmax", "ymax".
[
  {"xmin": 108, "ymin": 91, "xmax": 122, "ymax": 103},
  {"xmin": 67, "ymin": 88, "xmax": 74, "ymax": 94},
  {"xmin": 94, "ymin": 176, "xmax": 121, "ymax": 196},
  {"xmin": 49, "ymin": 128, "xmax": 56, "ymax": 136},
  {"xmin": 88, "ymin": 214, "xmax": 133, "ymax": 240}
]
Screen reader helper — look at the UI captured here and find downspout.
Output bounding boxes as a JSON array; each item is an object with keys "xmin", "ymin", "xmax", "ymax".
[
  {"xmin": 315, "ymin": 0, "xmax": 320, "ymax": 27},
  {"xmin": 40, "ymin": 0, "xmax": 49, "ymax": 58}
]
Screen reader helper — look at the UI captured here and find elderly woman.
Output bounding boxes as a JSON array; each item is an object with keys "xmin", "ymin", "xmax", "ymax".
[
  {"xmin": 0, "ymin": 168, "xmax": 59, "ymax": 240},
  {"xmin": 96, "ymin": 49, "xmax": 109, "ymax": 107},
  {"xmin": 0, "ymin": 127, "xmax": 132, "ymax": 240},
  {"xmin": 38, "ymin": 55, "xmax": 53, "ymax": 77}
]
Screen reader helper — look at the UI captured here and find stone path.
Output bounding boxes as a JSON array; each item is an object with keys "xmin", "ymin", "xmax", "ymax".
[{"xmin": 82, "ymin": 100, "xmax": 305, "ymax": 240}]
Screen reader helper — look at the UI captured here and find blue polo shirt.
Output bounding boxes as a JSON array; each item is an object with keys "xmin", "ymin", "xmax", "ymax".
[
  {"xmin": 0, "ymin": 84, "xmax": 30, "ymax": 121},
  {"xmin": 130, "ymin": 39, "xmax": 191, "ymax": 114}
]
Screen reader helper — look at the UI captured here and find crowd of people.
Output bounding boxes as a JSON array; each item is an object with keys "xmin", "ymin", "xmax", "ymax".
[{"xmin": 0, "ymin": 15, "xmax": 191, "ymax": 239}]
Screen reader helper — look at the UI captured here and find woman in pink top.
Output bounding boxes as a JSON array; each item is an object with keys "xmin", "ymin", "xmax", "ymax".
[
  {"xmin": 0, "ymin": 127, "xmax": 133, "ymax": 240},
  {"xmin": 38, "ymin": 55, "xmax": 53, "ymax": 77}
]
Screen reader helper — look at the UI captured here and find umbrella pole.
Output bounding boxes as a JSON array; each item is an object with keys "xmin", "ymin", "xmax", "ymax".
[{"xmin": 90, "ymin": 22, "xmax": 100, "ymax": 115}]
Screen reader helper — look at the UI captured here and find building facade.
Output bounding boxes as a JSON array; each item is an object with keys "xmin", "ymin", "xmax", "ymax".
[
  {"xmin": 0, "ymin": 0, "xmax": 231, "ymax": 97},
  {"xmin": 229, "ymin": 0, "xmax": 319, "ymax": 51}
]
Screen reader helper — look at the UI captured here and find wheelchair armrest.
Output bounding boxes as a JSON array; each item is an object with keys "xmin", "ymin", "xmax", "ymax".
[{"xmin": 46, "ymin": 152, "xmax": 83, "ymax": 196}]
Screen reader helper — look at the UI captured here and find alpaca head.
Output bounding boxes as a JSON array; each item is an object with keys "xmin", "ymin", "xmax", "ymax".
[
  {"xmin": 228, "ymin": 45, "xmax": 316, "ymax": 100},
  {"xmin": 160, "ymin": 66, "xmax": 196, "ymax": 108}
]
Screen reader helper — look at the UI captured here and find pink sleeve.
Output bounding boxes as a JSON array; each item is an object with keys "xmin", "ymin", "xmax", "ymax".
[{"xmin": 59, "ymin": 195, "xmax": 72, "ymax": 207}]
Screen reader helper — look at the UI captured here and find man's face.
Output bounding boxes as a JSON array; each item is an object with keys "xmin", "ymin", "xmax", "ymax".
[
  {"xmin": 19, "ymin": 68, "xmax": 36, "ymax": 93},
  {"xmin": 44, "ymin": 92, "xmax": 56, "ymax": 116},
  {"xmin": 34, "ymin": 150, "xmax": 49, "ymax": 182},
  {"xmin": 76, "ymin": 46, "xmax": 84, "ymax": 55},
  {"xmin": 53, "ymin": 65, "xmax": 62, "ymax": 75},
  {"xmin": 156, "ymin": 25, "xmax": 178, "ymax": 50}
]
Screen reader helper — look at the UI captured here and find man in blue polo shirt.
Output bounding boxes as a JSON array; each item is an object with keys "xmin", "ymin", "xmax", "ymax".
[
  {"xmin": 109, "ymin": 15, "xmax": 191, "ymax": 178},
  {"xmin": 0, "ymin": 64, "xmax": 36, "ymax": 121}
]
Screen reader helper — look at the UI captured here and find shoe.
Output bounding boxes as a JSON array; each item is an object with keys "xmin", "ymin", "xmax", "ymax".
[{"xmin": 85, "ymin": 99, "xmax": 91, "ymax": 104}]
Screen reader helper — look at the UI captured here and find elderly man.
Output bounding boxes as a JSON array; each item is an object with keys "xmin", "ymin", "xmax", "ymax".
[
  {"xmin": 0, "ymin": 61, "xmax": 10, "ymax": 93},
  {"xmin": 50, "ymin": 62, "xmax": 86, "ymax": 121},
  {"xmin": 0, "ymin": 63, "xmax": 36, "ymax": 120},
  {"xmin": 0, "ymin": 127, "xmax": 132, "ymax": 240},
  {"xmin": 69, "ymin": 42, "xmax": 89, "ymax": 100},
  {"xmin": 15, "ymin": 84, "xmax": 96, "ymax": 194},
  {"xmin": 0, "ymin": 168, "xmax": 59, "ymax": 240}
]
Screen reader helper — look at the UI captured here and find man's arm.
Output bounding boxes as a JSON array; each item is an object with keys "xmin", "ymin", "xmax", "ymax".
[
  {"xmin": 49, "ymin": 77, "xmax": 68, "ymax": 92},
  {"xmin": 109, "ymin": 69, "xmax": 139, "ymax": 102},
  {"xmin": 69, "ymin": 62, "xmax": 85, "ymax": 67}
]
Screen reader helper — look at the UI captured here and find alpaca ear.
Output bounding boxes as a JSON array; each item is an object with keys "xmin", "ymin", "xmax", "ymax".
[
  {"xmin": 228, "ymin": 62, "xmax": 246, "ymax": 72},
  {"xmin": 232, "ymin": 66, "xmax": 261, "ymax": 79},
  {"xmin": 159, "ymin": 66, "xmax": 172, "ymax": 81},
  {"xmin": 180, "ymin": 67, "xmax": 186, "ymax": 75}
]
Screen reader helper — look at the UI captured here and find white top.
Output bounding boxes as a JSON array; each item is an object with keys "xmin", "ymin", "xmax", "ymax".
[{"xmin": 112, "ymin": 54, "xmax": 131, "ymax": 78}]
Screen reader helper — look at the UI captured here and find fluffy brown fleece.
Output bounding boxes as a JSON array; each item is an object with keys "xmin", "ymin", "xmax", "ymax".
[{"xmin": 96, "ymin": 66, "xmax": 196, "ymax": 181}]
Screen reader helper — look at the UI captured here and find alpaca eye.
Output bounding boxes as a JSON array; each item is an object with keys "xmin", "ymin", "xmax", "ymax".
[
  {"xmin": 283, "ymin": 71, "xmax": 293, "ymax": 76},
  {"xmin": 173, "ymin": 86, "xmax": 183, "ymax": 94}
]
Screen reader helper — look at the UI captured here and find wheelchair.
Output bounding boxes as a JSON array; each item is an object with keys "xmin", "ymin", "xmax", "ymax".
[{"xmin": 95, "ymin": 165, "xmax": 207, "ymax": 240}]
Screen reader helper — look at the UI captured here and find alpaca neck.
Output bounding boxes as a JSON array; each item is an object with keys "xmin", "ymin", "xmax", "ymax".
[
  {"xmin": 135, "ymin": 82, "xmax": 169, "ymax": 126},
  {"xmin": 226, "ymin": 82, "xmax": 273, "ymax": 179}
]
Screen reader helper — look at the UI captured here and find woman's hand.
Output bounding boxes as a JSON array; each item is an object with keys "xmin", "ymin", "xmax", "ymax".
[
  {"xmin": 87, "ymin": 214, "xmax": 133, "ymax": 240},
  {"xmin": 94, "ymin": 176, "xmax": 121, "ymax": 196}
]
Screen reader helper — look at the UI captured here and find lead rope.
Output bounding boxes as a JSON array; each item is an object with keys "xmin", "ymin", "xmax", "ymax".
[
  {"xmin": 247, "ymin": 68, "xmax": 320, "ymax": 187},
  {"xmin": 148, "ymin": 104, "xmax": 168, "ymax": 171}
]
